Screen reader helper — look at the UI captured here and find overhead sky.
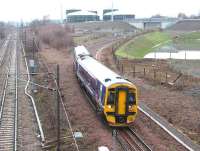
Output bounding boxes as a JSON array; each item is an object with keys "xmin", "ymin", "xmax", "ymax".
[{"xmin": 0, "ymin": 0, "xmax": 199, "ymax": 21}]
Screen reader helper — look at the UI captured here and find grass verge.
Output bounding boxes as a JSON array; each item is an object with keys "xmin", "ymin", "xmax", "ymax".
[
  {"xmin": 115, "ymin": 31, "xmax": 171, "ymax": 58},
  {"xmin": 174, "ymin": 31, "xmax": 200, "ymax": 49}
]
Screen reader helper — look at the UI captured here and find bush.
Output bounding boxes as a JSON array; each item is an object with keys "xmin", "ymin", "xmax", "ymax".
[{"xmin": 31, "ymin": 22, "xmax": 73, "ymax": 50}]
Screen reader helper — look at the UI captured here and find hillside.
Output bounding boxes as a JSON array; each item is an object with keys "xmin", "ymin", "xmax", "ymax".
[
  {"xmin": 69, "ymin": 21, "xmax": 137, "ymax": 33},
  {"xmin": 115, "ymin": 31, "xmax": 171, "ymax": 58},
  {"xmin": 168, "ymin": 20, "xmax": 200, "ymax": 31}
]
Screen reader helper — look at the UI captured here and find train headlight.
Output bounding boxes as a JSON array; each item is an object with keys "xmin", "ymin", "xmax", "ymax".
[
  {"xmin": 128, "ymin": 105, "xmax": 133, "ymax": 112},
  {"xmin": 108, "ymin": 105, "xmax": 112, "ymax": 109},
  {"xmin": 127, "ymin": 116, "xmax": 134, "ymax": 123}
]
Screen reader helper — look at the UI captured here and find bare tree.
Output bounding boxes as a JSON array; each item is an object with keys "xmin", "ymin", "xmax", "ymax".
[
  {"xmin": 0, "ymin": 22, "xmax": 6, "ymax": 39},
  {"xmin": 177, "ymin": 13, "xmax": 187, "ymax": 19}
]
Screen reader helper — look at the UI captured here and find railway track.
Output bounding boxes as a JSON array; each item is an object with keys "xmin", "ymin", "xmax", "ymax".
[
  {"xmin": 116, "ymin": 128, "xmax": 152, "ymax": 151},
  {"xmin": 95, "ymin": 41, "xmax": 200, "ymax": 151},
  {"xmin": 77, "ymin": 77, "xmax": 152, "ymax": 151},
  {"xmin": 0, "ymin": 38, "xmax": 18, "ymax": 150},
  {"xmin": 0, "ymin": 32, "xmax": 44, "ymax": 150},
  {"xmin": 0, "ymin": 40, "xmax": 10, "ymax": 97},
  {"xmin": 0, "ymin": 36, "xmax": 11, "ymax": 68}
]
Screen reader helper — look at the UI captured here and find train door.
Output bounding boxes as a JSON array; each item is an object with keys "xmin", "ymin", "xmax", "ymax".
[
  {"xmin": 97, "ymin": 82, "xmax": 105, "ymax": 106},
  {"xmin": 116, "ymin": 88, "xmax": 128, "ymax": 115}
]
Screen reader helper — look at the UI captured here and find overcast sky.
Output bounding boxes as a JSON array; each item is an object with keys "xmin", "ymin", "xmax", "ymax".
[{"xmin": 0, "ymin": 0, "xmax": 199, "ymax": 22}]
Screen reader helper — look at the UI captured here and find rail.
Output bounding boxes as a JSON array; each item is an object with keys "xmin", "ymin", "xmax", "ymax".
[
  {"xmin": 14, "ymin": 39, "xmax": 18, "ymax": 151},
  {"xmin": 0, "ymin": 38, "xmax": 9, "ymax": 67},
  {"xmin": 0, "ymin": 68, "xmax": 10, "ymax": 120},
  {"xmin": 0, "ymin": 36, "xmax": 18, "ymax": 150},
  {"xmin": 127, "ymin": 128, "xmax": 152, "ymax": 151},
  {"xmin": 116, "ymin": 128, "xmax": 152, "ymax": 151},
  {"xmin": 0, "ymin": 39, "xmax": 12, "ymax": 120}
]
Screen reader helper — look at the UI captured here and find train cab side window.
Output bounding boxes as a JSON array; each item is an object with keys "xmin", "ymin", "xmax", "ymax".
[
  {"xmin": 128, "ymin": 93, "xmax": 135, "ymax": 105},
  {"xmin": 108, "ymin": 92, "xmax": 115, "ymax": 105}
]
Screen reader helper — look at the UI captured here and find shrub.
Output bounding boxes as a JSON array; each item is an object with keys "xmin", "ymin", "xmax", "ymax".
[{"xmin": 30, "ymin": 22, "xmax": 73, "ymax": 50}]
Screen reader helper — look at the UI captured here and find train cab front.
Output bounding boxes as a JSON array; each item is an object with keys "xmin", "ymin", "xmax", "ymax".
[{"xmin": 104, "ymin": 84, "xmax": 138, "ymax": 127}]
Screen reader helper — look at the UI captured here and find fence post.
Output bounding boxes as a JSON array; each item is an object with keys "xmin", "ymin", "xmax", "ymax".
[
  {"xmin": 117, "ymin": 59, "xmax": 120, "ymax": 70},
  {"xmin": 133, "ymin": 65, "xmax": 135, "ymax": 77},
  {"xmin": 114, "ymin": 54, "xmax": 116, "ymax": 64},
  {"xmin": 154, "ymin": 69, "xmax": 156, "ymax": 82},
  {"xmin": 165, "ymin": 72, "xmax": 168, "ymax": 84},
  {"xmin": 144, "ymin": 68, "xmax": 146, "ymax": 77},
  {"xmin": 121, "ymin": 64, "xmax": 124, "ymax": 74},
  {"xmin": 24, "ymin": 30, "xmax": 27, "ymax": 51},
  {"xmin": 32, "ymin": 38, "xmax": 35, "ymax": 60}
]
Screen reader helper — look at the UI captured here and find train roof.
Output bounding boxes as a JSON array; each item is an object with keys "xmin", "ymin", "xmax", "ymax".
[
  {"xmin": 74, "ymin": 46, "xmax": 90, "ymax": 57},
  {"xmin": 77, "ymin": 54, "xmax": 132, "ymax": 87}
]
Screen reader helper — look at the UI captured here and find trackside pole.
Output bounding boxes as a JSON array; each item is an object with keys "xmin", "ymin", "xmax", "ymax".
[{"xmin": 56, "ymin": 64, "xmax": 60, "ymax": 151}]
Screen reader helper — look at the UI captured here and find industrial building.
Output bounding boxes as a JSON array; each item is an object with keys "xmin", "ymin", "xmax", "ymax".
[
  {"xmin": 66, "ymin": 10, "xmax": 99, "ymax": 22},
  {"xmin": 143, "ymin": 21, "xmax": 162, "ymax": 29},
  {"xmin": 128, "ymin": 18, "xmax": 178, "ymax": 30},
  {"xmin": 103, "ymin": 10, "xmax": 135, "ymax": 21},
  {"xmin": 103, "ymin": 9, "xmax": 118, "ymax": 15}
]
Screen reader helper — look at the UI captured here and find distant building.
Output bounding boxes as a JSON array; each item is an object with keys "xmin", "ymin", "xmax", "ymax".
[
  {"xmin": 143, "ymin": 21, "xmax": 162, "ymax": 29},
  {"xmin": 66, "ymin": 10, "xmax": 99, "ymax": 22},
  {"xmin": 103, "ymin": 10, "xmax": 135, "ymax": 21},
  {"xmin": 43, "ymin": 15, "xmax": 50, "ymax": 21},
  {"xmin": 66, "ymin": 9, "xmax": 81, "ymax": 15},
  {"xmin": 129, "ymin": 18, "xmax": 178, "ymax": 29},
  {"xmin": 103, "ymin": 9, "xmax": 118, "ymax": 15}
]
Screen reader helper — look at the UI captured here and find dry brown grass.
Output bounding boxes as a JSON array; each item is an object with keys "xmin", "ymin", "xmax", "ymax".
[{"xmin": 32, "ymin": 23, "xmax": 73, "ymax": 50}]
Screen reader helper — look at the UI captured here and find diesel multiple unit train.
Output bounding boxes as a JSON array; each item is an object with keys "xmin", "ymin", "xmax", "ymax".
[{"xmin": 74, "ymin": 46, "xmax": 138, "ymax": 126}]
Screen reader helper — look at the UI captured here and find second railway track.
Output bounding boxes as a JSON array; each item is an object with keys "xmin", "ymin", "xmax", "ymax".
[
  {"xmin": 0, "ymin": 32, "xmax": 43, "ymax": 150},
  {"xmin": 0, "ymin": 37, "xmax": 18, "ymax": 151},
  {"xmin": 116, "ymin": 128, "xmax": 152, "ymax": 151}
]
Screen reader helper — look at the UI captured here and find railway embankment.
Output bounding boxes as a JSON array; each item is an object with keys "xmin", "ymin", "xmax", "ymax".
[{"xmin": 98, "ymin": 40, "xmax": 200, "ymax": 149}]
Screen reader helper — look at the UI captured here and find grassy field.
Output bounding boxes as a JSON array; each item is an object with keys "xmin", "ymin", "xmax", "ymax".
[
  {"xmin": 116, "ymin": 31, "xmax": 171, "ymax": 58},
  {"xmin": 173, "ymin": 31, "xmax": 200, "ymax": 50}
]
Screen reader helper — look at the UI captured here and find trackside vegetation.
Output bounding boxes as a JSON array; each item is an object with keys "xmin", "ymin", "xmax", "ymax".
[{"xmin": 115, "ymin": 31, "xmax": 171, "ymax": 58}]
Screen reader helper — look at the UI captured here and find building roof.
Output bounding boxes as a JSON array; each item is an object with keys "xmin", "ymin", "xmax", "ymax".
[
  {"xmin": 104, "ymin": 10, "xmax": 134, "ymax": 16},
  {"xmin": 68, "ymin": 10, "xmax": 98, "ymax": 16}
]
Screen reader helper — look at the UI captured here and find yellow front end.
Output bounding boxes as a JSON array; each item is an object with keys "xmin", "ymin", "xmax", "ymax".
[{"xmin": 104, "ymin": 83, "xmax": 138, "ymax": 126}]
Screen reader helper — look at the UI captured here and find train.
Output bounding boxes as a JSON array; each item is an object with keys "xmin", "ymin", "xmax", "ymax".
[{"xmin": 73, "ymin": 46, "xmax": 138, "ymax": 126}]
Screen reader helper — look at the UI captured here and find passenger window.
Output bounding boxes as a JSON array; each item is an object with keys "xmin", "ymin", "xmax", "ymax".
[
  {"xmin": 108, "ymin": 92, "xmax": 115, "ymax": 105},
  {"xmin": 128, "ymin": 93, "xmax": 135, "ymax": 105}
]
